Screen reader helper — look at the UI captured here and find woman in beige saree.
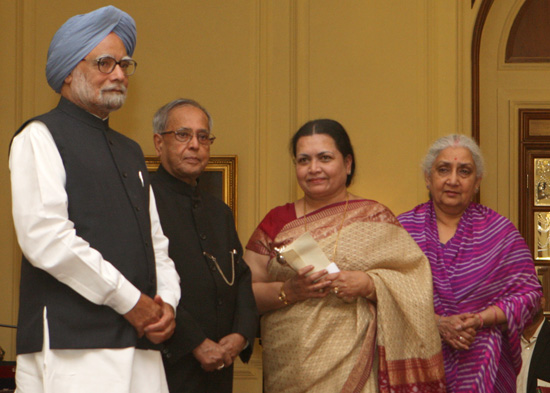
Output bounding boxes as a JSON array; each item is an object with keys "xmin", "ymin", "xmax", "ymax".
[{"xmin": 244, "ymin": 119, "xmax": 446, "ymax": 393}]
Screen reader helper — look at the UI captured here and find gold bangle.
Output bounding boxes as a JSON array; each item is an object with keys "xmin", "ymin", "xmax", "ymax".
[
  {"xmin": 364, "ymin": 274, "xmax": 376, "ymax": 299},
  {"xmin": 365, "ymin": 286, "xmax": 376, "ymax": 300},
  {"xmin": 278, "ymin": 283, "xmax": 290, "ymax": 305}
]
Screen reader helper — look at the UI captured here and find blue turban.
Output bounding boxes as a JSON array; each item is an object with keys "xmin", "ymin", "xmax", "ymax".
[{"xmin": 46, "ymin": 5, "xmax": 137, "ymax": 93}]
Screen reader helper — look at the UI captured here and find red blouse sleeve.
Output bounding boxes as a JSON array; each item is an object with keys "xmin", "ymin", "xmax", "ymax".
[{"xmin": 245, "ymin": 203, "xmax": 296, "ymax": 255}]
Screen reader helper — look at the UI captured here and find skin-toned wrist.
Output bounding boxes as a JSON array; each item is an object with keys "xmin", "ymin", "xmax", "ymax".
[
  {"xmin": 476, "ymin": 313, "xmax": 485, "ymax": 330},
  {"xmin": 479, "ymin": 305, "xmax": 504, "ymax": 327},
  {"xmin": 361, "ymin": 273, "xmax": 376, "ymax": 299},
  {"xmin": 281, "ymin": 279, "xmax": 295, "ymax": 304}
]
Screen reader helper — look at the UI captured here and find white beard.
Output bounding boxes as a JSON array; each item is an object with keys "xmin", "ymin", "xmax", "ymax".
[{"xmin": 71, "ymin": 68, "xmax": 127, "ymax": 114}]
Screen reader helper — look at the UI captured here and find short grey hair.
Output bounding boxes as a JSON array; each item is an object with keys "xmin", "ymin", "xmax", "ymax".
[
  {"xmin": 152, "ymin": 98, "xmax": 213, "ymax": 134},
  {"xmin": 421, "ymin": 134, "xmax": 485, "ymax": 179}
]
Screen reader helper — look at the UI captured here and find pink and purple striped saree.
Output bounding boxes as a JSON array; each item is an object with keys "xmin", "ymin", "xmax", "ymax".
[{"xmin": 399, "ymin": 201, "xmax": 542, "ymax": 393}]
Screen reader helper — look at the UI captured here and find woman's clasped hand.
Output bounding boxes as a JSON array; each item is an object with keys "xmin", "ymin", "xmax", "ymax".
[{"xmin": 437, "ymin": 313, "xmax": 478, "ymax": 350}]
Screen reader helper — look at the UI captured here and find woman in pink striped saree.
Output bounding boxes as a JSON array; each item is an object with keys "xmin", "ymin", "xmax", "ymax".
[
  {"xmin": 398, "ymin": 134, "xmax": 542, "ymax": 393},
  {"xmin": 244, "ymin": 119, "xmax": 446, "ymax": 393}
]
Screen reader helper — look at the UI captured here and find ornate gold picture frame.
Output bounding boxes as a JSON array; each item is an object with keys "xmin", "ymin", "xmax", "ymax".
[{"xmin": 145, "ymin": 155, "xmax": 238, "ymax": 223}]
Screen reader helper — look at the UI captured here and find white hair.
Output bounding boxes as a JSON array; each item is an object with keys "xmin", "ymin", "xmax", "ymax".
[{"xmin": 422, "ymin": 134, "xmax": 485, "ymax": 178}]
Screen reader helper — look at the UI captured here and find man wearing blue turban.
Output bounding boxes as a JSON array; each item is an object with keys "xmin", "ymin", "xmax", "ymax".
[{"xmin": 9, "ymin": 6, "xmax": 180, "ymax": 393}]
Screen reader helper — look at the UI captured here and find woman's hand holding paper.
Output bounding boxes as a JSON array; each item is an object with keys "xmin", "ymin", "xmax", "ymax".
[{"xmin": 284, "ymin": 265, "xmax": 332, "ymax": 303}]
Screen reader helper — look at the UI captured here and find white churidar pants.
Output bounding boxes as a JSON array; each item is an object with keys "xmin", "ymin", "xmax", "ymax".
[{"xmin": 15, "ymin": 308, "xmax": 169, "ymax": 393}]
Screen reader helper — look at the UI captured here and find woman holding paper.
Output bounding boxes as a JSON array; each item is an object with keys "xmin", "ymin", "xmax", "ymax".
[{"xmin": 244, "ymin": 119, "xmax": 446, "ymax": 393}]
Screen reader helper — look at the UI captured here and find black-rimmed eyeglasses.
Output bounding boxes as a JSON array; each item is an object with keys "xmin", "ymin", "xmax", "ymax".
[
  {"xmin": 159, "ymin": 129, "xmax": 216, "ymax": 145},
  {"xmin": 88, "ymin": 55, "xmax": 137, "ymax": 76}
]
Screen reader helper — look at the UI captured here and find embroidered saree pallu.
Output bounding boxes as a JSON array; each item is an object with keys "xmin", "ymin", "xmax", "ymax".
[{"xmin": 248, "ymin": 199, "xmax": 446, "ymax": 393}]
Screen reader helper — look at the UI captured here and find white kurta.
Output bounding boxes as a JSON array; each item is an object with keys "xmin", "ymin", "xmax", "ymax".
[
  {"xmin": 517, "ymin": 320, "xmax": 544, "ymax": 393},
  {"xmin": 10, "ymin": 120, "xmax": 181, "ymax": 393}
]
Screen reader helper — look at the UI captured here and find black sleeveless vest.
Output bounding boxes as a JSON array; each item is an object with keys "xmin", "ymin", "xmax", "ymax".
[{"xmin": 13, "ymin": 98, "xmax": 158, "ymax": 354}]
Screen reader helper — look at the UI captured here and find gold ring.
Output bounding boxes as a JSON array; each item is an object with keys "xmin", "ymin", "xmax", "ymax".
[
  {"xmin": 333, "ymin": 287, "xmax": 339, "ymax": 295},
  {"xmin": 459, "ymin": 336, "xmax": 464, "ymax": 342}
]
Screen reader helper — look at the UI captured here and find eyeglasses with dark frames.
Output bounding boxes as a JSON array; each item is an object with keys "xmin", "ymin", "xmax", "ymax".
[
  {"xmin": 87, "ymin": 55, "xmax": 137, "ymax": 76},
  {"xmin": 159, "ymin": 129, "xmax": 216, "ymax": 145}
]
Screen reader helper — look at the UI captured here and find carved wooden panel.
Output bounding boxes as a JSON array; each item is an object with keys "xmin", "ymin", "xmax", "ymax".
[
  {"xmin": 506, "ymin": 0, "xmax": 550, "ymax": 63},
  {"xmin": 520, "ymin": 109, "xmax": 550, "ymax": 317},
  {"xmin": 519, "ymin": 110, "xmax": 550, "ymax": 266},
  {"xmin": 536, "ymin": 265, "xmax": 550, "ymax": 316}
]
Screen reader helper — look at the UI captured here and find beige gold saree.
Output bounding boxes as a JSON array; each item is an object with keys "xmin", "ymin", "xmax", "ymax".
[{"xmin": 247, "ymin": 199, "xmax": 445, "ymax": 393}]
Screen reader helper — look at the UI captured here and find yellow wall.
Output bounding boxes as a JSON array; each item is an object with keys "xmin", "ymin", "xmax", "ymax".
[
  {"xmin": 0, "ymin": 0, "xmax": 481, "ymax": 363},
  {"xmin": 0, "ymin": 0, "xmax": 20, "ymax": 364}
]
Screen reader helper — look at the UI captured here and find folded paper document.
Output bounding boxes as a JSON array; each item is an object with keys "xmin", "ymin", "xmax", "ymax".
[{"xmin": 275, "ymin": 232, "xmax": 340, "ymax": 275}]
